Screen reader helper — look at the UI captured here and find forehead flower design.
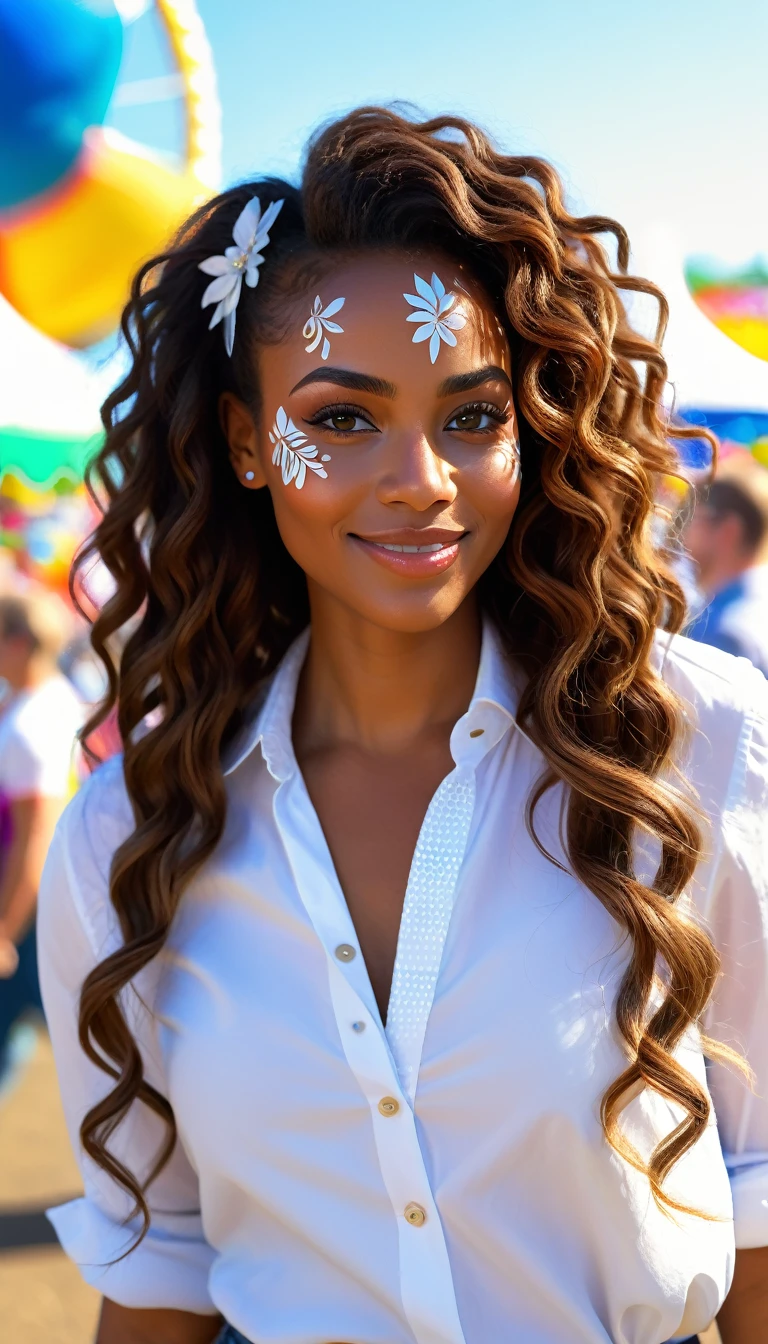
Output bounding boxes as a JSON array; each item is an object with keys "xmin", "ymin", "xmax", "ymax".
[
  {"xmin": 303, "ymin": 295, "xmax": 345, "ymax": 361},
  {"xmin": 199, "ymin": 196, "xmax": 284, "ymax": 356},
  {"xmin": 269, "ymin": 406, "xmax": 331, "ymax": 490},
  {"xmin": 404, "ymin": 272, "xmax": 467, "ymax": 364}
]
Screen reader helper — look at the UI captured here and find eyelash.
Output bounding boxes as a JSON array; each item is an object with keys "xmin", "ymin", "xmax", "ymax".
[
  {"xmin": 303, "ymin": 398, "xmax": 511, "ymax": 437},
  {"xmin": 305, "ymin": 403, "xmax": 378, "ymax": 435},
  {"xmin": 445, "ymin": 401, "xmax": 510, "ymax": 430}
]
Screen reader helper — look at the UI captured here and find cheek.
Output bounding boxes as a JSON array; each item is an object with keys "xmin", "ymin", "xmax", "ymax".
[
  {"xmin": 265, "ymin": 468, "xmax": 356, "ymax": 566},
  {"xmin": 461, "ymin": 442, "xmax": 521, "ymax": 523}
]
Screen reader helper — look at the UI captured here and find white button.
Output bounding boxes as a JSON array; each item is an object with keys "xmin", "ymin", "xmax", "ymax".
[
  {"xmin": 469, "ymin": 727, "xmax": 485, "ymax": 738},
  {"xmin": 351, "ymin": 1021, "xmax": 366, "ymax": 1033},
  {"xmin": 335, "ymin": 944, "xmax": 356, "ymax": 962}
]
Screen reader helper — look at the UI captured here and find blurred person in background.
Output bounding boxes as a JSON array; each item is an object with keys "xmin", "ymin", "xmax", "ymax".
[
  {"xmin": 0, "ymin": 584, "xmax": 82, "ymax": 1087},
  {"xmin": 684, "ymin": 455, "xmax": 768, "ymax": 677}
]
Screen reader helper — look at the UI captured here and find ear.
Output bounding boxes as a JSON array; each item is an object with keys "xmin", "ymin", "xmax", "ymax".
[{"xmin": 219, "ymin": 392, "xmax": 267, "ymax": 489}]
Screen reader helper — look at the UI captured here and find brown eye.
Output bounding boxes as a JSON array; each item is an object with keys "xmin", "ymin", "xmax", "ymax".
[
  {"xmin": 454, "ymin": 410, "xmax": 484, "ymax": 431},
  {"xmin": 310, "ymin": 408, "xmax": 377, "ymax": 434},
  {"xmin": 445, "ymin": 403, "xmax": 506, "ymax": 433},
  {"xmin": 330, "ymin": 413, "xmax": 358, "ymax": 431}
]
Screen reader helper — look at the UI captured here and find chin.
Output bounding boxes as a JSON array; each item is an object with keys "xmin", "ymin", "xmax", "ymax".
[{"xmin": 342, "ymin": 588, "xmax": 472, "ymax": 635}]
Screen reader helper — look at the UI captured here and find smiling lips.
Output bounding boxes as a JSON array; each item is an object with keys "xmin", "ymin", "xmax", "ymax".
[{"xmin": 351, "ymin": 528, "xmax": 466, "ymax": 576}]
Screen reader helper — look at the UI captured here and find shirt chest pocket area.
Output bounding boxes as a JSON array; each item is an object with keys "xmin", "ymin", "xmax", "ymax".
[{"xmin": 152, "ymin": 933, "xmax": 373, "ymax": 1156}]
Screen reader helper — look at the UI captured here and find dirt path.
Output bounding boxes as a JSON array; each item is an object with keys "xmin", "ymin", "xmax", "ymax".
[{"xmin": 0, "ymin": 1027, "xmax": 100, "ymax": 1342}]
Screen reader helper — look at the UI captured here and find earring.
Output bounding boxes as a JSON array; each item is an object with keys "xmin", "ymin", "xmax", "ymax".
[{"xmin": 244, "ymin": 471, "xmax": 255, "ymax": 481}]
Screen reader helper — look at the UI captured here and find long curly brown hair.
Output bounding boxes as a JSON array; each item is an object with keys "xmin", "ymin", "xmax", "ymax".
[{"xmin": 73, "ymin": 106, "xmax": 731, "ymax": 1244}]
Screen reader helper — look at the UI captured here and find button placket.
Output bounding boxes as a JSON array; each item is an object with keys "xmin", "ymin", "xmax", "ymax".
[
  {"xmin": 386, "ymin": 765, "xmax": 477, "ymax": 1103},
  {"xmin": 274, "ymin": 742, "xmax": 468, "ymax": 1344}
]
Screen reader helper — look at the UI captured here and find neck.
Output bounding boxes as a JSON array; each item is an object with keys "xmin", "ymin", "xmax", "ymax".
[{"xmin": 293, "ymin": 591, "xmax": 482, "ymax": 757}]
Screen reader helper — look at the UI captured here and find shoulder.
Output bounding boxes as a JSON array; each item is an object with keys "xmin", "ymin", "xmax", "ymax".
[
  {"xmin": 654, "ymin": 629, "xmax": 768, "ymax": 721},
  {"xmin": 58, "ymin": 753, "xmax": 134, "ymax": 870},
  {"xmin": 653, "ymin": 630, "xmax": 768, "ymax": 813},
  {"xmin": 43, "ymin": 755, "xmax": 134, "ymax": 955}
]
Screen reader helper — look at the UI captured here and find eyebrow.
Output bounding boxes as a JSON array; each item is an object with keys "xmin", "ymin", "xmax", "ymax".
[
  {"xmin": 437, "ymin": 366, "xmax": 513, "ymax": 397},
  {"xmin": 288, "ymin": 363, "xmax": 513, "ymax": 400},
  {"xmin": 289, "ymin": 368, "xmax": 397, "ymax": 398}
]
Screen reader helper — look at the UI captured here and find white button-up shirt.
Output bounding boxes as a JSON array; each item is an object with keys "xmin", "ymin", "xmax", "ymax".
[{"xmin": 39, "ymin": 623, "xmax": 768, "ymax": 1344}]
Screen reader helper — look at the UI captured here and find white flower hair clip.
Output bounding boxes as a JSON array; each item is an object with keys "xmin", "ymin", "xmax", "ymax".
[
  {"xmin": 199, "ymin": 195, "xmax": 284, "ymax": 356},
  {"xmin": 404, "ymin": 272, "xmax": 466, "ymax": 364}
]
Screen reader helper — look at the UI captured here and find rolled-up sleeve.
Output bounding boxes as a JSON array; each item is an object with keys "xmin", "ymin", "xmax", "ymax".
[
  {"xmin": 704, "ymin": 667, "xmax": 768, "ymax": 1249},
  {"xmin": 37, "ymin": 775, "xmax": 218, "ymax": 1311}
]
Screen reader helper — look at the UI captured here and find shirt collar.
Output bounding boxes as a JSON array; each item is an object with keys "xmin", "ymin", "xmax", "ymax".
[
  {"xmin": 223, "ymin": 618, "xmax": 521, "ymax": 782},
  {"xmin": 448, "ymin": 618, "xmax": 520, "ymax": 770}
]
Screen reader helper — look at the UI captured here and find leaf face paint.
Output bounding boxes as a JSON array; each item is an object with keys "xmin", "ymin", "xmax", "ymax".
[
  {"xmin": 303, "ymin": 295, "xmax": 346, "ymax": 361},
  {"xmin": 403, "ymin": 272, "xmax": 467, "ymax": 363},
  {"xmin": 269, "ymin": 406, "xmax": 331, "ymax": 490}
]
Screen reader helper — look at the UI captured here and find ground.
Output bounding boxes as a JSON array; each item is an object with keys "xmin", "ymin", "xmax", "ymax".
[
  {"xmin": 0, "ymin": 1027, "xmax": 100, "ymax": 1342},
  {"xmin": 0, "ymin": 1027, "xmax": 722, "ymax": 1342}
]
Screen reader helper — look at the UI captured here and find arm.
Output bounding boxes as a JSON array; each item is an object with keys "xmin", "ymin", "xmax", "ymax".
[
  {"xmin": 97, "ymin": 1300, "xmax": 223, "ymax": 1344},
  {"xmin": 38, "ymin": 774, "xmax": 219, "ymax": 1321},
  {"xmin": 0, "ymin": 699, "xmax": 78, "ymax": 964},
  {"xmin": 701, "ymin": 667, "xmax": 768, "ymax": 1341},
  {"xmin": 0, "ymin": 793, "xmax": 66, "ymax": 946},
  {"xmin": 718, "ymin": 1247, "xmax": 768, "ymax": 1343}
]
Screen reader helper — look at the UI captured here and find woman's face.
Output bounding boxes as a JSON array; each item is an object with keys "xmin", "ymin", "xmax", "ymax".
[{"xmin": 223, "ymin": 252, "xmax": 521, "ymax": 634}]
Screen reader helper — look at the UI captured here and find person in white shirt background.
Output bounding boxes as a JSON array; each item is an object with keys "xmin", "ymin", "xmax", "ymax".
[
  {"xmin": 0, "ymin": 584, "xmax": 82, "ymax": 1087},
  {"xmin": 38, "ymin": 108, "xmax": 768, "ymax": 1344},
  {"xmin": 683, "ymin": 454, "xmax": 768, "ymax": 679}
]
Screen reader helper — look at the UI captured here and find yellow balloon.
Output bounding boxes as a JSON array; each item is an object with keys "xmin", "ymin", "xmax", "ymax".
[
  {"xmin": 0, "ymin": 0, "xmax": 220, "ymax": 348},
  {"xmin": 0, "ymin": 127, "xmax": 205, "ymax": 346}
]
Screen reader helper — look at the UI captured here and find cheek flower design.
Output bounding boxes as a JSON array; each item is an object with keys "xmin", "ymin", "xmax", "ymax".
[
  {"xmin": 404, "ymin": 272, "xmax": 467, "ymax": 363},
  {"xmin": 269, "ymin": 406, "xmax": 331, "ymax": 490},
  {"xmin": 199, "ymin": 196, "xmax": 284, "ymax": 356},
  {"xmin": 303, "ymin": 295, "xmax": 345, "ymax": 360}
]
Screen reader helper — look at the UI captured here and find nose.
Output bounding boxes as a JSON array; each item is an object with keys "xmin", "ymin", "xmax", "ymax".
[{"xmin": 376, "ymin": 430, "xmax": 456, "ymax": 511}]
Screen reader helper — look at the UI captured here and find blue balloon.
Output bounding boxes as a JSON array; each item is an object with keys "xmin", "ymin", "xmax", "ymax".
[{"xmin": 0, "ymin": 0, "xmax": 122, "ymax": 210}]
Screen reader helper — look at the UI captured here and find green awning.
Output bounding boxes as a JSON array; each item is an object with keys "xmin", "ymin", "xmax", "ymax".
[{"xmin": 0, "ymin": 425, "xmax": 102, "ymax": 489}]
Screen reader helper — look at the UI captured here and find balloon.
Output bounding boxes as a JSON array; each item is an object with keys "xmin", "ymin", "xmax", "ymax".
[
  {"xmin": 685, "ymin": 257, "xmax": 768, "ymax": 363},
  {"xmin": 0, "ymin": 0, "xmax": 221, "ymax": 347},
  {"xmin": 0, "ymin": 0, "xmax": 122, "ymax": 209},
  {"xmin": 0, "ymin": 126, "xmax": 207, "ymax": 345}
]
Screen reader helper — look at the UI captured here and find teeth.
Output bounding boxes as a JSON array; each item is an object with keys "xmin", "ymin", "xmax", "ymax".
[{"xmin": 377, "ymin": 542, "xmax": 450, "ymax": 553}]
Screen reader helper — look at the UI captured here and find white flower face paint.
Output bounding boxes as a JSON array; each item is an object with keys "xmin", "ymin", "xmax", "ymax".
[
  {"xmin": 303, "ymin": 295, "xmax": 345, "ymax": 361},
  {"xmin": 509, "ymin": 440, "xmax": 521, "ymax": 486},
  {"xmin": 404, "ymin": 272, "xmax": 467, "ymax": 364},
  {"xmin": 269, "ymin": 406, "xmax": 331, "ymax": 490}
]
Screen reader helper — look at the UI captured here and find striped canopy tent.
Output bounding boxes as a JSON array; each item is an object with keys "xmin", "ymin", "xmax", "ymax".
[
  {"xmin": 0, "ymin": 294, "xmax": 108, "ymax": 593},
  {"xmin": 677, "ymin": 407, "xmax": 768, "ymax": 473},
  {"xmin": 0, "ymin": 295, "xmax": 104, "ymax": 489}
]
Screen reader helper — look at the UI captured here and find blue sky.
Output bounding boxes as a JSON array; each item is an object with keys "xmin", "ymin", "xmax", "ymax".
[{"xmin": 108, "ymin": 0, "xmax": 768, "ymax": 409}]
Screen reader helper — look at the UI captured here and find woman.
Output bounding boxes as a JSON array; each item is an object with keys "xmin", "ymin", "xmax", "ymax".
[{"xmin": 38, "ymin": 108, "xmax": 768, "ymax": 1344}]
